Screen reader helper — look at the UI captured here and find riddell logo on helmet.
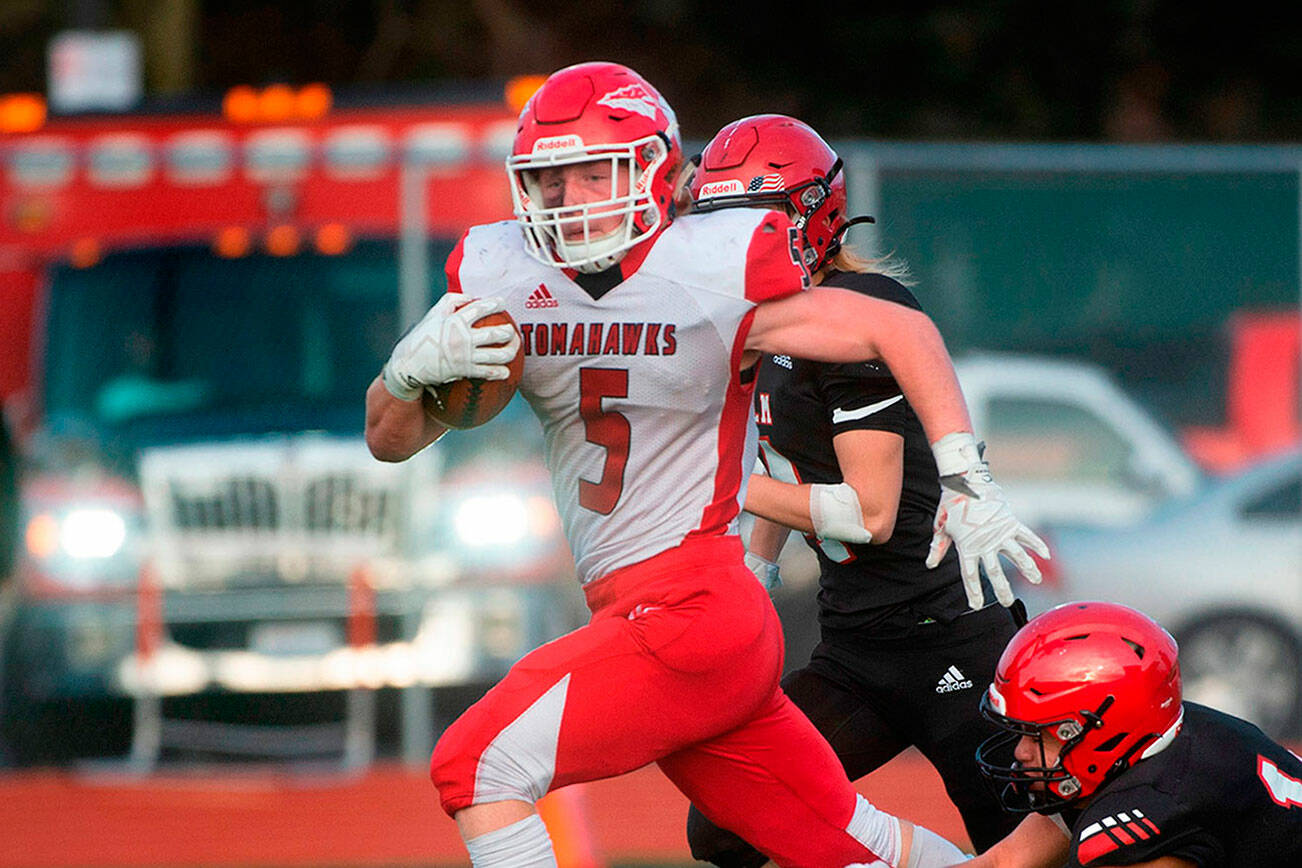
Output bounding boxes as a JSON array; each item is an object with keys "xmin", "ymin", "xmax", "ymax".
[
  {"xmin": 698, "ymin": 179, "xmax": 745, "ymax": 198},
  {"xmin": 596, "ymin": 84, "xmax": 660, "ymax": 120},
  {"xmin": 532, "ymin": 135, "xmax": 585, "ymax": 154}
]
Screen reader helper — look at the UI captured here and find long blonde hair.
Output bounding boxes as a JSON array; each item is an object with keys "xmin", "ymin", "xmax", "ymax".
[{"xmin": 826, "ymin": 243, "xmax": 914, "ymax": 286}]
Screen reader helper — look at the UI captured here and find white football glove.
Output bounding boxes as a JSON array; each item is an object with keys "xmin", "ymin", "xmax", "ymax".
[
  {"xmin": 744, "ymin": 551, "xmax": 782, "ymax": 592},
  {"xmin": 380, "ymin": 294, "xmax": 520, "ymax": 401},
  {"xmin": 810, "ymin": 482, "xmax": 873, "ymax": 544},
  {"xmin": 926, "ymin": 433, "xmax": 1050, "ymax": 610}
]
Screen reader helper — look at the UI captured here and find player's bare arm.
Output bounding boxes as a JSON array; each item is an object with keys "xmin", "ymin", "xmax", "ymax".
[
  {"xmin": 745, "ymin": 475, "xmax": 818, "ymax": 533},
  {"xmin": 744, "ymin": 429, "xmax": 901, "ymax": 542},
  {"xmin": 741, "ymin": 511, "xmax": 790, "ymax": 590},
  {"xmin": 952, "ymin": 813, "xmax": 1070, "ymax": 868},
  {"xmin": 831, "ymin": 429, "xmax": 905, "ymax": 542},
  {"xmin": 748, "ymin": 285, "xmax": 1049, "ymax": 609},
  {"xmin": 364, "ymin": 293, "xmax": 520, "ymax": 462},
  {"xmin": 746, "ymin": 475, "xmax": 876, "ymax": 543},
  {"xmin": 364, "ymin": 376, "xmax": 448, "ymax": 462},
  {"xmin": 747, "ymin": 286, "xmax": 971, "ymax": 443},
  {"xmin": 746, "ymin": 513, "xmax": 791, "ymax": 560}
]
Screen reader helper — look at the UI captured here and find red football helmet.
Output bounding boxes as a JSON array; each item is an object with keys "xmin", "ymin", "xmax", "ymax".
[
  {"xmin": 508, "ymin": 61, "xmax": 682, "ymax": 273},
  {"xmin": 688, "ymin": 114, "xmax": 872, "ymax": 273},
  {"xmin": 976, "ymin": 601, "xmax": 1184, "ymax": 813}
]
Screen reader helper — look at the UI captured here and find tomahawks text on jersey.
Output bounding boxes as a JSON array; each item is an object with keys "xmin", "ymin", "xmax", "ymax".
[{"xmin": 446, "ymin": 208, "xmax": 808, "ymax": 584}]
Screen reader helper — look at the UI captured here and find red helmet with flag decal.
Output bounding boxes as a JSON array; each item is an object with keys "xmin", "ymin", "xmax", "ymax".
[
  {"xmin": 688, "ymin": 114, "xmax": 872, "ymax": 273},
  {"xmin": 975, "ymin": 601, "xmax": 1184, "ymax": 813},
  {"xmin": 508, "ymin": 61, "xmax": 682, "ymax": 273}
]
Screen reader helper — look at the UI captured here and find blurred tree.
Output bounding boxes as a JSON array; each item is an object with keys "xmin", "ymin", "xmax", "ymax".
[
  {"xmin": 0, "ymin": 1, "xmax": 53, "ymax": 94},
  {"xmin": 0, "ymin": 0, "xmax": 1294, "ymax": 142},
  {"xmin": 122, "ymin": 0, "xmax": 198, "ymax": 94}
]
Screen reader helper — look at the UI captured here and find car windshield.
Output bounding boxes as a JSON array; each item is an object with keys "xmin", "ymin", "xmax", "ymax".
[
  {"xmin": 42, "ymin": 241, "xmax": 494, "ymax": 461},
  {"xmin": 41, "ymin": 240, "xmax": 542, "ymax": 474},
  {"xmin": 43, "ymin": 241, "xmax": 439, "ymax": 437}
]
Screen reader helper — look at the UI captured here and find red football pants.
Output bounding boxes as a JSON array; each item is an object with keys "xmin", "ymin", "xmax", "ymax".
[{"xmin": 430, "ymin": 535, "xmax": 885, "ymax": 868}]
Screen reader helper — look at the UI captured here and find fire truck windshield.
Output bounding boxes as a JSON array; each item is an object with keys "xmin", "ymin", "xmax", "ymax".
[{"xmin": 40, "ymin": 239, "xmax": 453, "ymax": 457}]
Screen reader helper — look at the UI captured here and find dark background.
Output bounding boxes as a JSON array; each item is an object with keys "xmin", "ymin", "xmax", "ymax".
[{"xmin": 1, "ymin": 0, "xmax": 1297, "ymax": 143}]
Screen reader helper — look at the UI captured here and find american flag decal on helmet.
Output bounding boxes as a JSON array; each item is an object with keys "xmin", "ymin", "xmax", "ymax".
[{"xmin": 747, "ymin": 174, "xmax": 785, "ymax": 192}]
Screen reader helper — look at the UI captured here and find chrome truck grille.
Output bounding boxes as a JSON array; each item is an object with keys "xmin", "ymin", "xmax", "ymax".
[{"xmin": 139, "ymin": 436, "xmax": 434, "ymax": 589}]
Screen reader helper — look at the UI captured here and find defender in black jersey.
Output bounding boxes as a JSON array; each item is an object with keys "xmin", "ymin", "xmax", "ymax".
[
  {"xmin": 682, "ymin": 115, "xmax": 1027, "ymax": 866},
  {"xmin": 971, "ymin": 601, "xmax": 1302, "ymax": 868}
]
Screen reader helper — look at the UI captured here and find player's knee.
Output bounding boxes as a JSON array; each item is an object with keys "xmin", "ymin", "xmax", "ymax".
[
  {"xmin": 686, "ymin": 805, "xmax": 770, "ymax": 868},
  {"xmin": 429, "ymin": 725, "xmax": 474, "ymax": 816},
  {"xmin": 430, "ymin": 718, "xmax": 548, "ymax": 817}
]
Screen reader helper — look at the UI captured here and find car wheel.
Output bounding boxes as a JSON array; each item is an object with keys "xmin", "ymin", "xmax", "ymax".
[{"xmin": 1178, "ymin": 615, "xmax": 1302, "ymax": 741}]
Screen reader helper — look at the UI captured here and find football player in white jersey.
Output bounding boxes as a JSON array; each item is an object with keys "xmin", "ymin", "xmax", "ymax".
[{"xmin": 366, "ymin": 61, "xmax": 1041, "ymax": 868}]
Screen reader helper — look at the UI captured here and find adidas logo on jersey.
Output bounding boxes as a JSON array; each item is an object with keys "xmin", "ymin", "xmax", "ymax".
[
  {"xmin": 525, "ymin": 283, "xmax": 560, "ymax": 309},
  {"xmin": 935, "ymin": 665, "xmax": 973, "ymax": 693}
]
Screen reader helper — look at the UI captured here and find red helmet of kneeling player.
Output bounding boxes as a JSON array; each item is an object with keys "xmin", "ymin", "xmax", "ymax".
[
  {"xmin": 975, "ymin": 601, "xmax": 1184, "ymax": 813},
  {"xmin": 508, "ymin": 61, "xmax": 683, "ymax": 274},
  {"xmin": 688, "ymin": 114, "xmax": 872, "ymax": 273}
]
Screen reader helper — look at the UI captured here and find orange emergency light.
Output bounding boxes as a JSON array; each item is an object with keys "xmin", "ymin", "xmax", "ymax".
[
  {"xmin": 70, "ymin": 238, "xmax": 102, "ymax": 269},
  {"xmin": 505, "ymin": 75, "xmax": 547, "ymax": 115},
  {"xmin": 214, "ymin": 226, "xmax": 252, "ymax": 258},
  {"xmin": 223, "ymin": 84, "xmax": 333, "ymax": 124},
  {"xmin": 314, "ymin": 223, "xmax": 350, "ymax": 256},
  {"xmin": 265, "ymin": 224, "xmax": 301, "ymax": 257},
  {"xmin": 0, "ymin": 93, "xmax": 46, "ymax": 134}
]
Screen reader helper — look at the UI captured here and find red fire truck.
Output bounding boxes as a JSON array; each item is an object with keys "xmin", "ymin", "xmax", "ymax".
[{"xmin": 0, "ymin": 84, "xmax": 578, "ymax": 765}]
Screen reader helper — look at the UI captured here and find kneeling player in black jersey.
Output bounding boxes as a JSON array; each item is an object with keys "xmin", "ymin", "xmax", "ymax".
[
  {"xmin": 682, "ymin": 115, "xmax": 1045, "ymax": 866},
  {"xmin": 967, "ymin": 600, "xmax": 1302, "ymax": 868}
]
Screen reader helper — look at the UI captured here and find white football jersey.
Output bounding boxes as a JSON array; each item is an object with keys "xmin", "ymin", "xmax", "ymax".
[{"xmin": 447, "ymin": 208, "xmax": 809, "ymax": 584}]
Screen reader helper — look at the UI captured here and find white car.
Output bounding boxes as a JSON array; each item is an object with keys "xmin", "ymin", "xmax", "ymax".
[
  {"xmin": 775, "ymin": 353, "xmax": 1204, "ymax": 589},
  {"xmin": 1022, "ymin": 450, "xmax": 1302, "ymax": 739},
  {"xmin": 956, "ymin": 353, "xmax": 1202, "ymax": 529}
]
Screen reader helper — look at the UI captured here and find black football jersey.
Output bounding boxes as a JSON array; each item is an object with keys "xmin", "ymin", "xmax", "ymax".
[
  {"xmin": 1059, "ymin": 703, "xmax": 1302, "ymax": 866},
  {"xmin": 753, "ymin": 270, "xmax": 963, "ymax": 631}
]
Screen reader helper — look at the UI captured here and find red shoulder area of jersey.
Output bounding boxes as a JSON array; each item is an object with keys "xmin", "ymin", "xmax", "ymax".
[
  {"xmin": 444, "ymin": 227, "xmax": 471, "ymax": 295},
  {"xmin": 1076, "ymin": 808, "xmax": 1162, "ymax": 864},
  {"xmin": 743, "ymin": 211, "xmax": 810, "ymax": 304}
]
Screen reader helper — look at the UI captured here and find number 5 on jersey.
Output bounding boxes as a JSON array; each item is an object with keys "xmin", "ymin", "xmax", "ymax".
[{"xmin": 579, "ymin": 367, "xmax": 630, "ymax": 515}]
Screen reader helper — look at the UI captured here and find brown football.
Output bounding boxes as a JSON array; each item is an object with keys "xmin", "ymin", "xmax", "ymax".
[{"xmin": 421, "ymin": 309, "xmax": 524, "ymax": 429}]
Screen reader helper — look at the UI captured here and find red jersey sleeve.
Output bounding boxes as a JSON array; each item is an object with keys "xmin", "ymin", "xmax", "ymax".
[
  {"xmin": 743, "ymin": 211, "xmax": 811, "ymax": 303},
  {"xmin": 443, "ymin": 229, "xmax": 470, "ymax": 295}
]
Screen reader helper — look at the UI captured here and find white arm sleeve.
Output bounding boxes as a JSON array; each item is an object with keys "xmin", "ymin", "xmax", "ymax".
[{"xmin": 906, "ymin": 823, "xmax": 971, "ymax": 867}]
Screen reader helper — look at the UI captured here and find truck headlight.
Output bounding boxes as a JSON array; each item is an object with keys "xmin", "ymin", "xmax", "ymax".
[
  {"xmin": 60, "ymin": 508, "xmax": 129, "ymax": 559},
  {"xmin": 446, "ymin": 487, "xmax": 562, "ymax": 569},
  {"xmin": 28, "ymin": 506, "xmax": 130, "ymax": 561},
  {"xmin": 24, "ymin": 502, "xmax": 141, "ymax": 590},
  {"xmin": 454, "ymin": 493, "xmax": 529, "ymax": 547}
]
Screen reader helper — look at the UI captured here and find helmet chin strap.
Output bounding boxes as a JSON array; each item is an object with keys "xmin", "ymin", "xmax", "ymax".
[
  {"xmin": 829, "ymin": 215, "xmax": 876, "ymax": 245},
  {"xmin": 818, "ymin": 214, "xmax": 875, "ymax": 271},
  {"xmin": 553, "ymin": 221, "xmax": 631, "ymax": 273}
]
